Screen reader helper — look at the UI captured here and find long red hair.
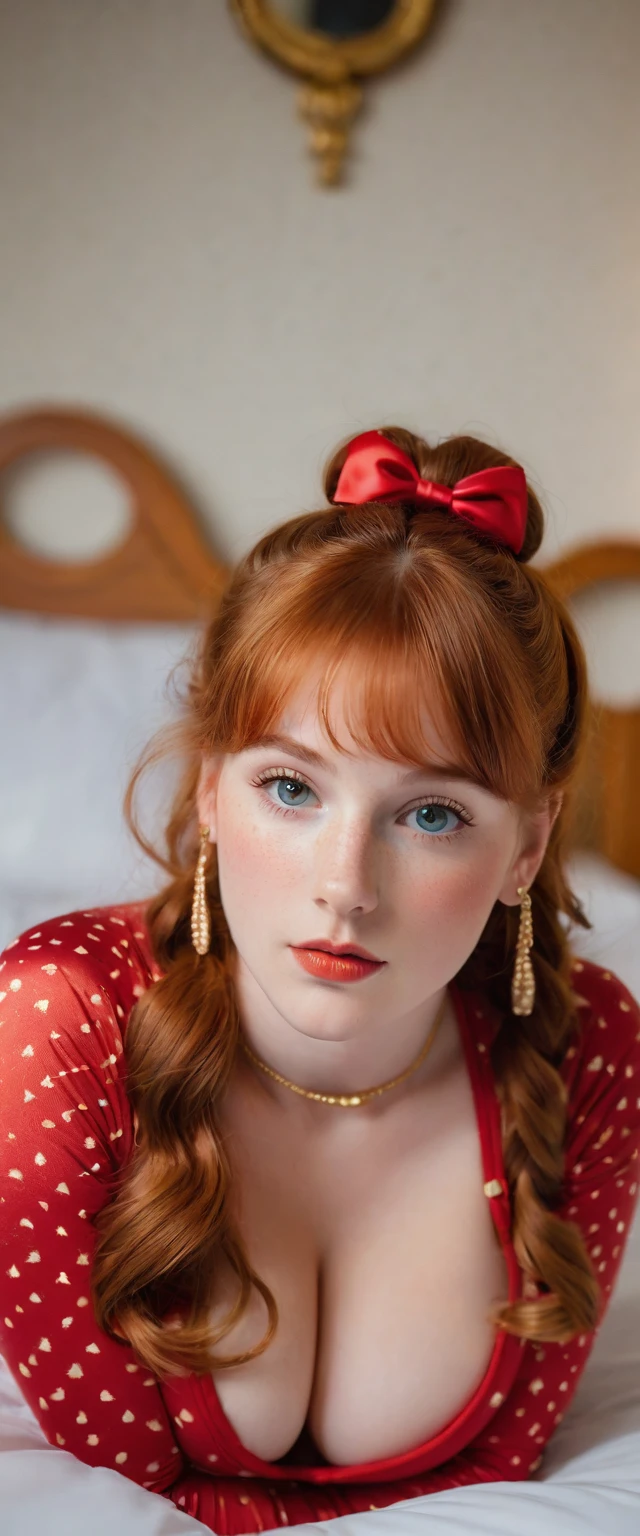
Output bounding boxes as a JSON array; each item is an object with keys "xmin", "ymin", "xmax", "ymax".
[{"xmin": 91, "ymin": 425, "xmax": 599, "ymax": 1379}]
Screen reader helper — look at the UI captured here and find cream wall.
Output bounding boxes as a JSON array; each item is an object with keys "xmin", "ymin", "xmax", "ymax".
[{"xmin": 0, "ymin": 0, "xmax": 639, "ymax": 686}]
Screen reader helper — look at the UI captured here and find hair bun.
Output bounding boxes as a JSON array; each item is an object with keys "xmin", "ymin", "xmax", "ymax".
[{"xmin": 323, "ymin": 425, "xmax": 544, "ymax": 563}]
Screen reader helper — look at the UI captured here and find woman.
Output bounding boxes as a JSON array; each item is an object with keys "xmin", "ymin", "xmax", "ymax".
[{"xmin": 1, "ymin": 424, "xmax": 639, "ymax": 1536}]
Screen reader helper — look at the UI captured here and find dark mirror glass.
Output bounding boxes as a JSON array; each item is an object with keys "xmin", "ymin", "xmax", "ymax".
[{"xmin": 269, "ymin": 1, "xmax": 397, "ymax": 40}]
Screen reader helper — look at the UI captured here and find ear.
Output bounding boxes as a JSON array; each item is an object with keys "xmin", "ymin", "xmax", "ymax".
[
  {"xmin": 196, "ymin": 754, "xmax": 223, "ymax": 843},
  {"xmin": 497, "ymin": 791, "xmax": 564, "ymax": 907}
]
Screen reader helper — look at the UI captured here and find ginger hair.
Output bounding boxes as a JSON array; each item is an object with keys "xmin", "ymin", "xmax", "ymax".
[{"xmin": 91, "ymin": 424, "xmax": 600, "ymax": 1380}]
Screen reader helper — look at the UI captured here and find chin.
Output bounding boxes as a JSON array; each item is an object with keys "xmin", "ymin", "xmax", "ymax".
[{"xmin": 285, "ymin": 1012, "xmax": 361, "ymax": 1045}]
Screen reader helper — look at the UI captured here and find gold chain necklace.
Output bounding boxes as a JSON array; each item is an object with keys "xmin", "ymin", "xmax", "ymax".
[{"xmin": 239, "ymin": 991, "xmax": 448, "ymax": 1107}]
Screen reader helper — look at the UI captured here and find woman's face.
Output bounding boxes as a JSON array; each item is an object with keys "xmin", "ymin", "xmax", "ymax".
[{"xmin": 196, "ymin": 667, "xmax": 556, "ymax": 1071}]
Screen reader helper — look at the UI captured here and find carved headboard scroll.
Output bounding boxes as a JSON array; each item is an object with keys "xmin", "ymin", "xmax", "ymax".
[{"xmin": 0, "ymin": 407, "xmax": 228, "ymax": 621}]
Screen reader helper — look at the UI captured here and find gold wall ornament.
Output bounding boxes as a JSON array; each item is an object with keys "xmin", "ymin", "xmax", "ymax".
[{"xmin": 230, "ymin": 1, "xmax": 437, "ymax": 186}]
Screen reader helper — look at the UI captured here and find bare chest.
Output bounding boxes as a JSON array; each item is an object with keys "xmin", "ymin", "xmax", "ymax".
[{"xmin": 205, "ymin": 1049, "xmax": 510, "ymax": 1467}]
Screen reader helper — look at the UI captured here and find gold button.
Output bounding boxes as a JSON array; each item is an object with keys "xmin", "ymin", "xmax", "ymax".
[{"xmin": 484, "ymin": 1179, "xmax": 503, "ymax": 1198}]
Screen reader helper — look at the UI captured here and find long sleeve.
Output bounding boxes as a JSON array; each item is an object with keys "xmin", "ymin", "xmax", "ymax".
[{"xmin": 0, "ymin": 921, "xmax": 185, "ymax": 1494}]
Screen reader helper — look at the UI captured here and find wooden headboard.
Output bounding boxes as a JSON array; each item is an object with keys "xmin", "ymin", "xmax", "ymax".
[
  {"xmin": 0, "ymin": 406, "xmax": 227, "ymax": 620},
  {"xmin": 1, "ymin": 405, "xmax": 639, "ymax": 879},
  {"xmin": 542, "ymin": 541, "xmax": 640, "ymax": 881}
]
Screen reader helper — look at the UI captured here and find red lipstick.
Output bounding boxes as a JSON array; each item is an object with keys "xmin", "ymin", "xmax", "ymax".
[
  {"xmin": 296, "ymin": 939, "xmax": 383, "ymax": 962},
  {"xmin": 291, "ymin": 941, "xmax": 386, "ymax": 983}
]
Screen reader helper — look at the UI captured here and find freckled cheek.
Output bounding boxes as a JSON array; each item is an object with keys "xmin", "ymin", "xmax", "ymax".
[
  {"xmin": 404, "ymin": 854, "xmax": 504, "ymax": 952},
  {"xmin": 216, "ymin": 810, "xmax": 301, "ymax": 912}
]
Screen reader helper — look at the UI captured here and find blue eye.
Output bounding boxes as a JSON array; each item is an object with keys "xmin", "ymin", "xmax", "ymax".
[
  {"xmin": 410, "ymin": 803, "xmax": 458, "ymax": 836},
  {"xmin": 273, "ymin": 777, "xmax": 312, "ymax": 808}
]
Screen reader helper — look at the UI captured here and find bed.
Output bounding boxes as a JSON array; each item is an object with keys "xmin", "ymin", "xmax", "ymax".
[{"xmin": 1, "ymin": 404, "xmax": 639, "ymax": 1535}]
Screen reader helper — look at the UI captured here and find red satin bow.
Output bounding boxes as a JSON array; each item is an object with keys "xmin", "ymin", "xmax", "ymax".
[{"xmin": 332, "ymin": 430, "xmax": 528, "ymax": 555}]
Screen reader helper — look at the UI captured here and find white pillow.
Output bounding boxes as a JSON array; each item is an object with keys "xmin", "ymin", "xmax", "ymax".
[
  {"xmin": 566, "ymin": 851, "xmax": 640, "ymax": 1001},
  {"xmin": 0, "ymin": 610, "xmax": 200, "ymax": 943}
]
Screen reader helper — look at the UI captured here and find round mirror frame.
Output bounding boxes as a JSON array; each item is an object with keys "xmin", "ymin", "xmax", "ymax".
[{"xmin": 230, "ymin": 0, "xmax": 436, "ymax": 184}]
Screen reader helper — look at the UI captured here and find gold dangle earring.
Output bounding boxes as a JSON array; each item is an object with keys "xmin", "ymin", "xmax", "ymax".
[
  {"xmin": 191, "ymin": 825, "xmax": 211, "ymax": 956},
  {"xmin": 511, "ymin": 885, "xmax": 535, "ymax": 1016}
]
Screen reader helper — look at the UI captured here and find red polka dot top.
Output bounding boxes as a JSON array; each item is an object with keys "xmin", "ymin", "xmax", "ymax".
[{"xmin": 1, "ymin": 902, "xmax": 639, "ymax": 1536}]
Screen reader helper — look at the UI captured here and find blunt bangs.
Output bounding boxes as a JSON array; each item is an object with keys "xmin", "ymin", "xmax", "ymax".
[{"xmin": 206, "ymin": 544, "xmax": 546, "ymax": 809}]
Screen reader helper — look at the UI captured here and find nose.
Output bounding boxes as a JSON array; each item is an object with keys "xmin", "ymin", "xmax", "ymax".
[{"xmin": 312, "ymin": 818, "xmax": 380, "ymax": 917}]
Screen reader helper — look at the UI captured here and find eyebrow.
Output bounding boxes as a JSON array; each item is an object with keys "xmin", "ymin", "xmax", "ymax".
[{"xmin": 245, "ymin": 733, "xmax": 478, "ymax": 785}]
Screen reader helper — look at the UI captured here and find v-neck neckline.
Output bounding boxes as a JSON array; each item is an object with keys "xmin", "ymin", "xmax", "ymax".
[{"xmin": 171, "ymin": 978, "xmax": 524, "ymax": 1481}]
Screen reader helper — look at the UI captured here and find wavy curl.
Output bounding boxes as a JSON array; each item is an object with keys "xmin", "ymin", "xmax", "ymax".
[{"xmin": 91, "ymin": 423, "xmax": 599, "ymax": 1379}]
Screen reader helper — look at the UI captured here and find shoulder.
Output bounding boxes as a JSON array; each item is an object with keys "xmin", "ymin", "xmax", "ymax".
[
  {"xmin": 567, "ymin": 955, "xmax": 640, "ymax": 1059},
  {"xmin": 0, "ymin": 905, "xmax": 158, "ymax": 1178},
  {"xmin": 562, "ymin": 955, "xmax": 640, "ymax": 1123},
  {"xmin": 0, "ymin": 901, "xmax": 159, "ymax": 1055},
  {"xmin": 569, "ymin": 954, "xmax": 639, "ymax": 1018},
  {"xmin": 554, "ymin": 959, "xmax": 640, "ymax": 1229},
  {"xmin": 1, "ymin": 900, "xmax": 159, "ymax": 998}
]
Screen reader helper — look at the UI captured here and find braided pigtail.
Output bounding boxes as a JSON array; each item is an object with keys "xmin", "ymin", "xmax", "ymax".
[
  {"xmin": 459, "ymin": 598, "xmax": 601, "ymax": 1344},
  {"xmin": 488, "ymin": 867, "xmax": 600, "ymax": 1342},
  {"xmin": 91, "ymin": 726, "xmax": 279, "ymax": 1378}
]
